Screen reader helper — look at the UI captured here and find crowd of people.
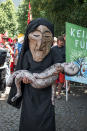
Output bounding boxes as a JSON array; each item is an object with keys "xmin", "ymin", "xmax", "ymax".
[
  {"xmin": 0, "ymin": 35, "xmax": 23, "ymax": 93},
  {"xmin": 0, "ymin": 35, "xmax": 23, "ymax": 73}
]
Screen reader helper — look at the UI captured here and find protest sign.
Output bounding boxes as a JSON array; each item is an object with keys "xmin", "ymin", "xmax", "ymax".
[{"xmin": 66, "ymin": 22, "xmax": 87, "ymax": 84}]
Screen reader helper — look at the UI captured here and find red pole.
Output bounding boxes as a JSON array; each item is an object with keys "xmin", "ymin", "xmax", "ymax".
[{"xmin": 27, "ymin": 0, "xmax": 31, "ymax": 24}]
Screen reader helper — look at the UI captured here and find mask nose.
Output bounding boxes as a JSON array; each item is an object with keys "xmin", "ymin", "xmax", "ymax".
[
  {"xmin": 36, "ymin": 39, "xmax": 42, "ymax": 50},
  {"xmin": 36, "ymin": 36, "xmax": 44, "ymax": 50}
]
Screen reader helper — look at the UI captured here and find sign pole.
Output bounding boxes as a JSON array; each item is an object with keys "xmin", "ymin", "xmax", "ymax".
[{"xmin": 66, "ymin": 80, "xmax": 68, "ymax": 101}]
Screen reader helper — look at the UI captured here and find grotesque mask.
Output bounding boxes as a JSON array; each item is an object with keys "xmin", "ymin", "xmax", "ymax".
[{"xmin": 28, "ymin": 25, "xmax": 53, "ymax": 62}]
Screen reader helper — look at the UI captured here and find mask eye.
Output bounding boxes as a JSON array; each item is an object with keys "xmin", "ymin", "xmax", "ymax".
[
  {"xmin": 45, "ymin": 36, "xmax": 50, "ymax": 38},
  {"xmin": 33, "ymin": 35, "xmax": 40, "ymax": 37}
]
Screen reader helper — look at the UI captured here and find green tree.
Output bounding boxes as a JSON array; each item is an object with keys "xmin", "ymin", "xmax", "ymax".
[
  {"xmin": 17, "ymin": 0, "xmax": 29, "ymax": 34},
  {"xmin": 31, "ymin": 0, "xmax": 87, "ymax": 36},
  {"xmin": 30, "ymin": 0, "xmax": 75, "ymax": 36},
  {"xmin": 67, "ymin": 2, "xmax": 87, "ymax": 28},
  {"xmin": 0, "ymin": 6, "xmax": 7, "ymax": 33},
  {"xmin": 0, "ymin": 0, "xmax": 18, "ymax": 37},
  {"xmin": 17, "ymin": 0, "xmax": 87, "ymax": 36}
]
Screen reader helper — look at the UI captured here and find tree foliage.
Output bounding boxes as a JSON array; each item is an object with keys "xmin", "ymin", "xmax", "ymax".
[
  {"xmin": 30, "ymin": 0, "xmax": 87, "ymax": 36},
  {"xmin": 0, "ymin": 0, "xmax": 18, "ymax": 37},
  {"xmin": 17, "ymin": 0, "xmax": 29, "ymax": 34},
  {"xmin": 0, "ymin": 6, "xmax": 7, "ymax": 33},
  {"xmin": 1, "ymin": 0, "xmax": 85, "ymax": 37}
]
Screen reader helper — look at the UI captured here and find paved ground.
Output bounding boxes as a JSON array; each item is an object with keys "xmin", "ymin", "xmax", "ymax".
[
  {"xmin": 55, "ymin": 85, "xmax": 87, "ymax": 131},
  {"xmin": 0, "ymin": 85, "xmax": 87, "ymax": 131}
]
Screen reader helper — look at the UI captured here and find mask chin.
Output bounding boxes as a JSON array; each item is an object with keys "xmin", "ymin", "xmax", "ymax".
[{"xmin": 31, "ymin": 46, "xmax": 50, "ymax": 62}]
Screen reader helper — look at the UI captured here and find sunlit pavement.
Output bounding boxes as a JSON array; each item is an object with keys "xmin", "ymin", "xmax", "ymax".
[
  {"xmin": 0, "ymin": 87, "xmax": 10, "ymax": 100},
  {"xmin": 0, "ymin": 86, "xmax": 87, "ymax": 131},
  {"xmin": 0, "ymin": 87, "xmax": 21, "ymax": 131}
]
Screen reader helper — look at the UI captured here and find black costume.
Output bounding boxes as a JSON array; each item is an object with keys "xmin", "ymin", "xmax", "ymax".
[
  {"xmin": 7, "ymin": 18, "xmax": 62, "ymax": 131},
  {"xmin": 51, "ymin": 45, "xmax": 65, "ymax": 63},
  {"xmin": 0, "ymin": 49, "xmax": 7, "ymax": 92}
]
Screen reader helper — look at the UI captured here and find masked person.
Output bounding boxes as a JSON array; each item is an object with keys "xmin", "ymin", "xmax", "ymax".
[{"xmin": 7, "ymin": 18, "xmax": 64, "ymax": 131}]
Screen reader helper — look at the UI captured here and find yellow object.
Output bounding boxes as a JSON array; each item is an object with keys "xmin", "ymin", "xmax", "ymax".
[
  {"xmin": 18, "ymin": 33, "xmax": 24, "ymax": 38},
  {"xmin": 18, "ymin": 34, "xmax": 24, "ymax": 43}
]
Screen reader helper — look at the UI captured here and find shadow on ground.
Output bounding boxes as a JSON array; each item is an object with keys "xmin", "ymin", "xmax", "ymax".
[{"xmin": 55, "ymin": 84, "xmax": 87, "ymax": 131}]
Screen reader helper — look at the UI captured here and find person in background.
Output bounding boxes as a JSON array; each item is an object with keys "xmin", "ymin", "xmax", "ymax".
[
  {"xmin": 0, "ymin": 36, "xmax": 14, "ymax": 92},
  {"xmin": 7, "ymin": 38, "xmax": 15, "ymax": 73},
  {"xmin": 9, "ymin": 43, "xmax": 14, "ymax": 74},
  {"xmin": 13, "ymin": 37, "xmax": 23, "ymax": 69},
  {"xmin": 62, "ymin": 33, "xmax": 71, "ymax": 93},
  {"xmin": 2, "ymin": 36, "xmax": 14, "ymax": 70},
  {"xmin": 2, "ymin": 36, "xmax": 14, "ymax": 55},
  {"xmin": 13, "ymin": 37, "xmax": 19, "ymax": 69},
  {"xmin": 52, "ymin": 37, "xmax": 57, "ymax": 46},
  {"xmin": 52, "ymin": 35, "xmax": 65, "ymax": 99},
  {"xmin": 0, "ymin": 48, "xmax": 7, "ymax": 92},
  {"xmin": 17, "ymin": 42, "xmax": 22, "ymax": 57},
  {"xmin": 7, "ymin": 18, "xmax": 64, "ymax": 131}
]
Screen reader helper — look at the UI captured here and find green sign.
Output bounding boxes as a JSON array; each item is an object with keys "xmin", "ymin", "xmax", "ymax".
[{"xmin": 66, "ymin": 22, "xmax": 87, "ymax": 62}]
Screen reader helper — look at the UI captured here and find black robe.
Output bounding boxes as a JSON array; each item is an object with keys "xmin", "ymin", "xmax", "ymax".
[{"xmin": 8, "ymin": 49, "xmax": 57, "ymax": 131}]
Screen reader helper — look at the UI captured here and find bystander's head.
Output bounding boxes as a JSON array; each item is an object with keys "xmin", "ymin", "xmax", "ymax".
[
  {"xmin": 13, "ymin": 36, "xmax": 18, "ymax": 44},
  {"xmin": 53, "ymin": 37, "xmax": 57, "ymax": 46},
  {"xmin": 57, "ymin": 36, "xmax": 65, "ymax": 47},
  {"xmin": 2, "ymin": 36, "xmax": 8, "ymax": 45}
]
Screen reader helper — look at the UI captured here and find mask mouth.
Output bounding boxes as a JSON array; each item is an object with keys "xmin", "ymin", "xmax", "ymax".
[
  {"xmin": 36, "ymin": 45, "xmax": 46, "ymax": 51},
  {"xmin": 39, "ymin": 49, "xmax": 44, "ymax": 51},
  {"xmin": 36, "ymin": 49, "xmax": 44, "ymax": 51}
]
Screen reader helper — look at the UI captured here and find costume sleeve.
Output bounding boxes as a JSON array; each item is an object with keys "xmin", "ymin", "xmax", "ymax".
[{"xmin": 7, "ymin": 79, "xmax": 24, "ymax": 109}]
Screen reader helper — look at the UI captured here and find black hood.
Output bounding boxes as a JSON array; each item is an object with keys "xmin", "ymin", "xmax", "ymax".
[{"xmin": 16, "ymin": 18, "xmax": 54, "ymax": 70}]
